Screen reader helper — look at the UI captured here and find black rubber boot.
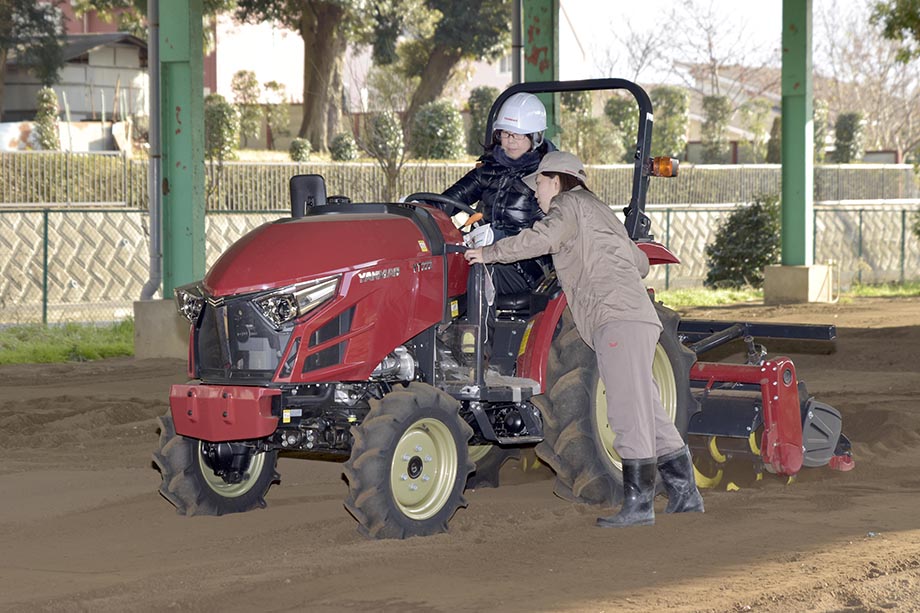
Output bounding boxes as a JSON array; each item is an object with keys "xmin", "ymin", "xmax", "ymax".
[
  {"xmin": 657, "ymin": 445, "xmax": 705, "ymax": 514},
  {"xmin": 596, "ymin": 457, "xmax": 657, "ymax": 528}
]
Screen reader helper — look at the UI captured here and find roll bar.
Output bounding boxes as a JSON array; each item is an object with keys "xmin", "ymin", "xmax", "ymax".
[{"xmin": 486, "ymin": 79, "xmax": 655, "ymax": 242}]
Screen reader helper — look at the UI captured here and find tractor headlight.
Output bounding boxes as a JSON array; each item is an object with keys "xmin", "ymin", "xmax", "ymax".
[
  {"xmin": 174, "ymin": 283, "xmax": 205, "ymax": 323},
  {"xmin": 253, "ymin": 275, "xmax": 340, "ymax": 328}
]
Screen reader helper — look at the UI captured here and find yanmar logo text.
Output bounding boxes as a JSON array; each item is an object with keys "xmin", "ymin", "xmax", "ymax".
[{"xmin": 358, "ymin": 266, "xmax": 400, "ymax": 283}]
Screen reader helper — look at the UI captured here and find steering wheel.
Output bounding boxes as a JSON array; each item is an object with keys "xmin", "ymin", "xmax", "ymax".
[{"xmin": 404, "ymin": 192, "xmax": 478, "ymax": 217}]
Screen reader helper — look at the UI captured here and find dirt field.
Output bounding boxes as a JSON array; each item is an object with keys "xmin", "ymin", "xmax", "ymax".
[{"xmin": 2, "ymin": 296, "xmax": 919, "ymax": 612}]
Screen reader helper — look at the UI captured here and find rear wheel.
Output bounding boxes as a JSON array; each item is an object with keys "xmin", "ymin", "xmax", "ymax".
[
  {"xmin": 534, "ymin": 304, "xmax": 696, "ymax": 507},
  {"xmin": 153, "ymin": 413, "xmax": 279, "ymax": 515},
  {"xmin": 344, "ymin": 382, "xmax": 474, "ymax": 539},
  {"xmin": 466, "ymin": 444, "xmax": 522, "ymax": 489}
]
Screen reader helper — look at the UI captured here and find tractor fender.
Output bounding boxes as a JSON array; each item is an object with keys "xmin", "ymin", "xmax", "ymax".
[
  {"xmin": 516, "ymin": 294, "xmax": 568, "ymax": 392},
  {"xmin": 637, "ymin": 240, "xmax": 680, "ymax": 265}
]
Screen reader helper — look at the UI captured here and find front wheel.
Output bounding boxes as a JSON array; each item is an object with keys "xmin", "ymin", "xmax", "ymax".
[
  {"xmin": 343, "ymin": 382, "xmax": 474, "ymax": 539},
  {"xmin": 153, "ymin": 413, "xmax": 279, "ymax": 515},
  {"xmin": 534, "ymin": 304, "xmax": 696, "ymax": 507}
]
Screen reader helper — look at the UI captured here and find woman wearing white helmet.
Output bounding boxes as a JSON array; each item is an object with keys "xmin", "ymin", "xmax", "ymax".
[{"xmin": 440, "ymin": 92, "xmax": 555, "ymax": 295}]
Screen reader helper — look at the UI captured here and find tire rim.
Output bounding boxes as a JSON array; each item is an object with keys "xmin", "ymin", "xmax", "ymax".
[
  {"xmin": 197, "ymin": 444, "xmax": 266, "ymax": 498},
  {"xmin": 468, "ymin": 444, "xmax": 492, "ymax": 463},
  {"xmin": 594, "ymin": 343, "xmax": 677, "ymax": 468},
  {"xmin": 390, "ymin": 418, "xmax": 458, "ymax": 520}
]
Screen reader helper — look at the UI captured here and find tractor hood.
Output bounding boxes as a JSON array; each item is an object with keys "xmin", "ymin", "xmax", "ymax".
[{"xmin": 204, "ymin": 212, "xmax": 433, "ymax": 297}]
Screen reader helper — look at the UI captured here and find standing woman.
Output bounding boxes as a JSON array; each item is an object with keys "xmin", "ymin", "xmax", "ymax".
[
  {"xmin": 440, "ymin": 92, "xmax": 554, "ymax": 295},
  {"xmin": 464, "ymin": 151, "xmax": 704, "ymax": 528}
]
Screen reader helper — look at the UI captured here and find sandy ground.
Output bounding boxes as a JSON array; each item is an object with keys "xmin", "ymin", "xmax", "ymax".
[{"xmin": 1, "ymin": 296, "xmax": 919, "ymax": 613}]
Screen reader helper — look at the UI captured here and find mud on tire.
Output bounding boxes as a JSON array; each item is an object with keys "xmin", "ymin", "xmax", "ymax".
[
  {"xmin": 534, "ymin": 304, "xmax": 697, "ymax": 508},
  {"xmin": 153, "ymin": 413, "xmax": 279, "ymax": 516},
  {"xmin": 343, "ymin": 382, "xmax": 474, "ymax": 539}
]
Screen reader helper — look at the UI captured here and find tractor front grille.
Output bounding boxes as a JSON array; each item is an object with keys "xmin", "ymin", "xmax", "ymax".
[{"xmin": 197, "ymin": 297, "xmax": 293, "ymax": 383}]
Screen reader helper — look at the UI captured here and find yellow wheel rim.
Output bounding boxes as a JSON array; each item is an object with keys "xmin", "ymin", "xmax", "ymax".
[
  {"xmin": 468, "ymin": 444, "xmax": 491, "ymax": 464},
  {"xmin": 197, "ymin": 444, "xmax": 266, "ymax": 499},
  {"xmin": 390, "ymin": 418, "xmax": 458, "ymax": 520},
  {"xmin": 595, "ymin": 343, "xmax": 676, "ymax": 470}
]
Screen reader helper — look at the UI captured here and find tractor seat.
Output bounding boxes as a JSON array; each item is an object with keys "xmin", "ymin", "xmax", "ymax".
[{"xmin": 495, "ymin": 291, "xmax": 531, "ymax": 313}]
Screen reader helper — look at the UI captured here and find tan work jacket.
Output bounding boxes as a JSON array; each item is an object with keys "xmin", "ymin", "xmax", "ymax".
[{"xmin": 482, "ymin": 186, "xmax": 660, "ymax": 349}]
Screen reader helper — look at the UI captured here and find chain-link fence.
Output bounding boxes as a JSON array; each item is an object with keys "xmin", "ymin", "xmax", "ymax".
[
  {"xmin": 3, "ymin": 152, "xmax": 919, "ymax": 323},
  {"xmin": 3, "ymin": 201, "xmax": 919, "ymax": 325},
  {"xmin": 3, "ymin": 152, "xmax": 918, "ymax": 210}
]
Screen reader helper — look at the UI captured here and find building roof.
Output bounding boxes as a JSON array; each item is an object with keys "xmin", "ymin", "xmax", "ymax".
[
  {"xmin": 60, "ymin": 33, "xmax": 147, "ymax": 62},
  {"xmin": 5, "ymin": 32, "xmax": 147, "ymax": 66}
]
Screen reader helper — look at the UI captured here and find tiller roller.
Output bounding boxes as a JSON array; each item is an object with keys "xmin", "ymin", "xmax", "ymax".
[{"xmin": 677, "ymin": 320, "xmax": 855, "ymax": 488}]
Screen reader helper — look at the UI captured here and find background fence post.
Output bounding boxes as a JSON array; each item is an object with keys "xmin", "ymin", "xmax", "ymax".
[
  {"xmin": 858, "ymin": 208, "xmax": 864, "ymax": 285},
  {"xmin": 901, "ymin": 209, "xmax": 907, "ymax": 284},
  {"xmin": 42, "ymin": 209, "xmax": 49, "ymax": 325},
  {"xmin": 665, "ymin": 207, "xmax": 671, "ymax": 291}
]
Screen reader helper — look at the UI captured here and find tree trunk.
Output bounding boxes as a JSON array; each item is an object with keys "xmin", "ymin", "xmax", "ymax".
[
  {"xmin": 326, "ymin": 49, "xmax": 344, "ymax": 145},
  {"xmin": 297, "ymin": 3, "xmax": 347, "ymax": 152},
  {"xmin": 404, "ymin": 45, "xmax": 463, "ymax": 131}
]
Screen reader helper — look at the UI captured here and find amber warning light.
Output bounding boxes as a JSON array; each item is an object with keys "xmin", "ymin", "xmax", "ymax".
[{"xmin": 648, "ymin": 157, "xmax": 679, "ymax": 177}]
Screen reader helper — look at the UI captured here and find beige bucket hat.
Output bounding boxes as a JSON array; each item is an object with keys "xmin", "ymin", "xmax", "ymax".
[{"xmin": 523, "ymin": 151, "xmax": 587, "ymax": 191}]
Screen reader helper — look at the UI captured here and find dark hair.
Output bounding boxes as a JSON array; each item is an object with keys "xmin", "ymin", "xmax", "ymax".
[{"xmin": 542, "ymin": 171, "xmax": 590, "ymax": 193}]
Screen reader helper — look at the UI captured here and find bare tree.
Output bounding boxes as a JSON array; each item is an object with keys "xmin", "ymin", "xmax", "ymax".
[
  {"xmin": 817, "ymin": 1, "xmax": 920, "ymax": 162},
  {"xmin": 662, "ymin": 0, "xmax": 780, "ymax": 111},
  {"xmin": 592, "ymin": 18, "xmax": 669, "ymax": 83}
]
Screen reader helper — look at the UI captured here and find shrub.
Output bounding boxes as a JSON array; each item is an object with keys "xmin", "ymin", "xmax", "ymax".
[
  {"xmin": 263, "ymin": 80, "xmax": 290, "ymax": 150},
  {"xmin": 704, "ymin": 193, "xmax": 781, "ymax": 289},
  {"xmin": 814, "ymin": 99, "xmax": 829, "ymax": 163},
  {"xmin": 467, "ymin": 85, "xmax": 499, "ymax": 154},
  {"xmin": 35, "ymin": 87, "xmax": 60, "ymax": 150},
  {"xmin": 560, "ymin": 91, "xmax": 623, "ymax": 164},
  {"xmin": 367, "ymin": 111, "xmax": 404, "ymax": 161},
  {"xmin": 288, "ymin": 137, "xmax": 311, "ymax": 162},
  {"xmin": 604, "ymin": 95, "xmax": 638, "ymax": 162},
  {"xmin": 833, "ymin": 112, "xmax": 866, "ymax": 163},
  {"xmin": 649, "ymin": 86, "xmax": 689, "ymax": 158},
  {"xmin": 330, "ymin": 132, "xmax": 358, "ymax": 161},
  {"xmin": 230, "ymin": 70, "xmax": 262, "ymax": 147},
  {"xmin": 204, "ymin": 94, "xmax": 239, "ymax": 162},
  {"xmin": 410, "ymin": 100, "xmax": 464, "ymax": 159},
  {"xmin": 766, "ymin": 116, "xmax": 782, "ymax": 164},
  {"xmin": 702, "ymin": 95, "xmax": 732, "ymax": 163}
]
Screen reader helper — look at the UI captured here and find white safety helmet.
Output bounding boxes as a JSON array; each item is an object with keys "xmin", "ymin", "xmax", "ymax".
[{"xmin": 493, "ymin": 92, "xmax": 547, "ymax": 149}]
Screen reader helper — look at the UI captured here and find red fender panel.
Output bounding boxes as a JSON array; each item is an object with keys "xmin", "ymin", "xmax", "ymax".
[{"xmin": 637, "ymin": 241, "xmax": 680, "ymax": 265}]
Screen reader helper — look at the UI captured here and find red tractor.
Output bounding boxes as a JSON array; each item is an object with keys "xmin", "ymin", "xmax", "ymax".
[{"xmin": 155, "ymin": 79, "xmax": 853, "ymax": 538}]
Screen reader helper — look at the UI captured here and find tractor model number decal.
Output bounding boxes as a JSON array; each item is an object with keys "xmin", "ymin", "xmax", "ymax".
[
  {"xmin": 358, "ymin": 266, "xmax": 400, "ymax": 283},
  {"xmin": 413, "ymin": 261, "xmax": 433, "ymax": 273}
]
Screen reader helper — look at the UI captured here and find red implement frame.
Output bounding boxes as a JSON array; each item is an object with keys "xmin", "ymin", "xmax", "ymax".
[{"xmin": 689, "ymin": 357, "xmax": 804, "ymax": 476}]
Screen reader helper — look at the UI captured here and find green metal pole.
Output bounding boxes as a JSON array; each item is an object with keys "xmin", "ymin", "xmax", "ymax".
[
  {"xmin": 160, "ymin": 0, "xmax": 205, "ymax": 296},
  {"xmin": 522, "ymin": 0, "xmax": 560, "ymax": 142},
  {"xmin": 42, "ymin": 209, "xmax": 49, "ymax": 325},
  {"xmin": 781, "ymin": 0, "xmax": 814, "ymax": 266}
]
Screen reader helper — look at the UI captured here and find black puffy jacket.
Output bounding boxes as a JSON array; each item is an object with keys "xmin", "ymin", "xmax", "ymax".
[{"xmin": 441, "ymin": 144, "xmax": 552, "ymax": 237}]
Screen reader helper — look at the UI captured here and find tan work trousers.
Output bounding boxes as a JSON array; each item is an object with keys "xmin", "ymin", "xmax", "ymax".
[{"xmin": 592, "ymin": 320, "xmax": 685, "ymax": 460}]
